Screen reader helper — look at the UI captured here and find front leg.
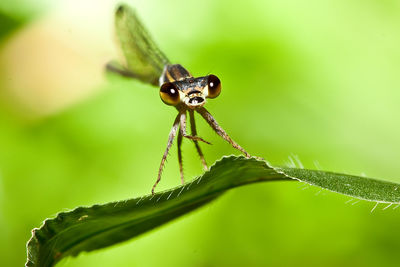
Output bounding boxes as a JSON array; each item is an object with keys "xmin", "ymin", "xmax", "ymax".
[
  {"xmin": 197, "ymin": 107, "xmax": 250, "ymax": 158},
  {"xmin": 152, "ymin": 113, "xmax": 181, "ymax": 195},
  {"xmin": 189, "ymin": 109, "xmax": 208, "ymax": 171},
  {"xmin": 177, "ymin": 129, "xmax": 184, "ymax": 184},
  {"xmin": 180, "ymin": 111, "xmax": 211, "ymax": 145}
]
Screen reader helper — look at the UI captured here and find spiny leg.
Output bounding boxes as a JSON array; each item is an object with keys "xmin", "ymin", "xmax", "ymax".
[
  {"xmin": 179, "ymin": 111, "xmax": 211, "ymax": 144},
  {"xmin": 177, "ymin": 129, "xmax": 184, "ymax": 184},
  {"xmin": 197, "ymin": 107, "xmax": 250, "ymax": 158},
  {"xmin": 152, "ymin": 113, "xmax": 180, "ymax": 194},
  {"xmin": 189, "ymin": 109, "xmax": 208, "ymax": 170}
]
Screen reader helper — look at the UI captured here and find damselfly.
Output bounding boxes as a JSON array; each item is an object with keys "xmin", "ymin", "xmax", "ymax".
[{"xmin": 107, "ymin": 4, "xmax": 251, "ymax": 194}]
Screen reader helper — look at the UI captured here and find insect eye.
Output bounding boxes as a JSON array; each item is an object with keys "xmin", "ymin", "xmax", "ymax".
[
  {"xmin": 207, "ymin": 74, "xmax": 221, "ymax": 99},
  {"xmin": 160, "ymin": 82, "xmax": 180, "ymax": 106}
]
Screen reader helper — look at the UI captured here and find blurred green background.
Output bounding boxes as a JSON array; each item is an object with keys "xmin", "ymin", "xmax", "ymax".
[{"xmin": 1, "ymin": 0, "xmax": 400, "ymax": 266}]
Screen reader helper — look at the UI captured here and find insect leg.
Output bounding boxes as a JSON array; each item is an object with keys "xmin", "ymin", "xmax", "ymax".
[
  {"xmin": 196, "ymin": 107, "xmax": 250, "ymax": 158},
  {"xmin": 189, "ymin": 110, "xmax": 208, "ymax": 171},
  {"xmin": 179, "ymin": 112, "xmax": 211, "ymax": 144},
  {"xmin": 177, "ymin": 128, "xmax": 184, "ymax": 184},
  {"xmin": 152, "ymin": 113, "xmax": 180, "ymax": 194}
]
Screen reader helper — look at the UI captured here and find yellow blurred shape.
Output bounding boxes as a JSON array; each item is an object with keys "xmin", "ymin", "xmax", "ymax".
[{"xmin": 0, "ymin": 1, "xmax": 118, "ymax": 118}]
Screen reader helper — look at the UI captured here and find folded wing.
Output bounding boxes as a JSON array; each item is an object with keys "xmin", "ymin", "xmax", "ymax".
[{"xmin": 106, "ymin": 5, "xmax": 170, "ymax": 86}]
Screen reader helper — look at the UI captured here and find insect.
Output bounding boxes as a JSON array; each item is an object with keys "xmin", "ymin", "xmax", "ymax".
[{"xmin": 107, "ymin": 4, "xmax": 251, "ymax": 194}]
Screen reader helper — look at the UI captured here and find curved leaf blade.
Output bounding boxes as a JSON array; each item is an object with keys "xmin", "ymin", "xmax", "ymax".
[{"xmin": 26, "ymin": 156, "xmax": 400, "ymax": 266}]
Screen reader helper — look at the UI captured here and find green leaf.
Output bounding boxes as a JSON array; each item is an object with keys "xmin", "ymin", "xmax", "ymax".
[
  {"xmin": 26, "ymin": 156, "xmax": 400, "ymax": 267},
  {"xmin": 277, "ymin": 167, "xmax": 400, "ymax": 203}
]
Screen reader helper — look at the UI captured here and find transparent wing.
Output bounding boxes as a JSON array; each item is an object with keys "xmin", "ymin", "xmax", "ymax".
[{"xmin": 106, "ymin": 5, "xmax": 170, "ymax": 86}]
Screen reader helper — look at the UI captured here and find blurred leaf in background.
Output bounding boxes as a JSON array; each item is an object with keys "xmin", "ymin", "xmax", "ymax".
[{"xmin": 1, "ymin": 0, "xmax": 400, "ymax": 266}]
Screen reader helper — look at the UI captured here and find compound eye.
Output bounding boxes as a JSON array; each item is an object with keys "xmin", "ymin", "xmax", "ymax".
[
  {"xmin": 160, "ymin": 82, "xmax": 180, "ymax": 106},
  {"xmin": 207, "ymin": 74, "xmax": 221, "ymax": 99}
]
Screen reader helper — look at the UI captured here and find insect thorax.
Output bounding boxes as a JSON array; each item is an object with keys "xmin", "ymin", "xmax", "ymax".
[{"xmin": 159, "ymin": 64, "xmax": 193, "ymax": 85}]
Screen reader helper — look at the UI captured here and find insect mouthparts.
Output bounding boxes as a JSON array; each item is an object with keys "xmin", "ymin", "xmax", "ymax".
[{"xmin": 188, "ymin": 96, "xmax": 204, "ymax": 105}]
